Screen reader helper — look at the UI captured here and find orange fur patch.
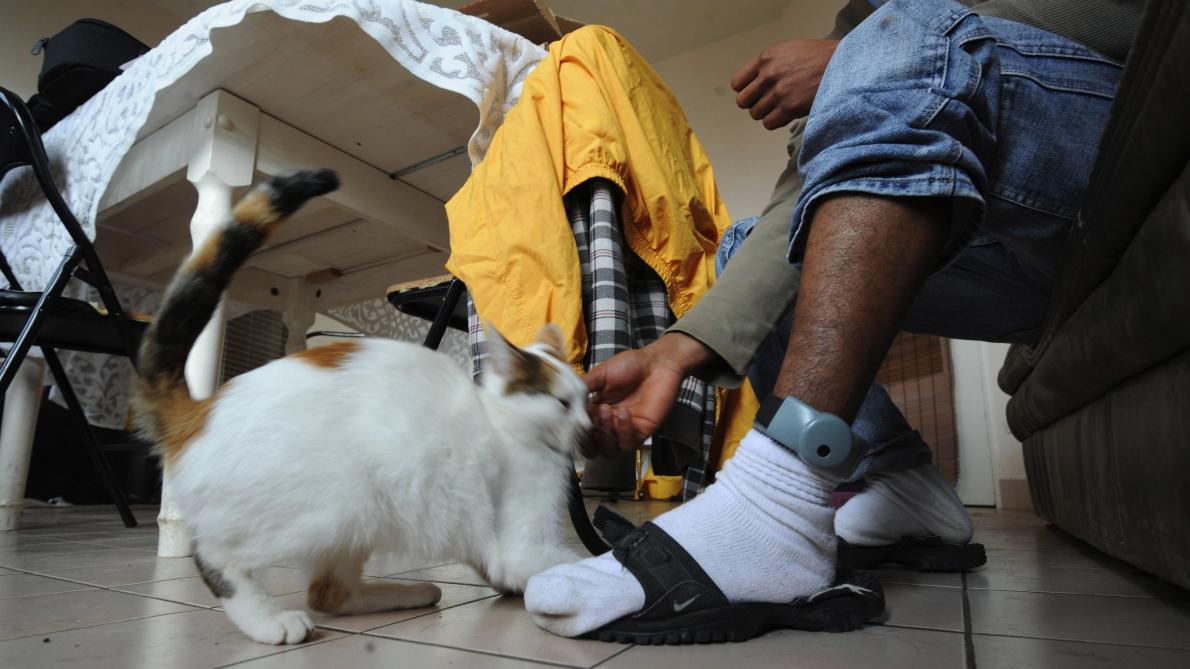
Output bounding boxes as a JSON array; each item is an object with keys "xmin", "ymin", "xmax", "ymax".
[
  {"xmin": 231, "ymin": 190, "xmax": 282, "ymax": 232},
  {"xmin": 182, "ymin": 230, "xmax": 223, "ymax": 274},
  {"xmin": 294, "ymin": 341, "xmax": 361, "ymax": 369},
  {"xmin": 307, "ymin": 573, "xmax": 349, "ymax": 613},
  {"xmin": 154, "ymin": 386, "xmax": 216, "ymax": 464}
]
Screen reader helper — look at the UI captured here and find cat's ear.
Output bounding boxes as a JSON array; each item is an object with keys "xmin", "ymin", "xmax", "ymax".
[
  {"xmin": 535, "ymin": 324, "xmax": 565, "ymax": 360},
  {"xmin": 484, "ymin": 322, "xmax": 523, "ymax": 378}
]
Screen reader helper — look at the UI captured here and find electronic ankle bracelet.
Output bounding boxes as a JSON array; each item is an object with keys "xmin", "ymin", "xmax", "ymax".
[{"xmin": 755, "ymin": 394, "xmax": 864, "ymax": 475}]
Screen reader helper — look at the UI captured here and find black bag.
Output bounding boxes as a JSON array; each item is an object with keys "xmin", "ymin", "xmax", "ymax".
[{"xmin": 26, "ymin": 18, "xmax": 150, "ymax": 132}]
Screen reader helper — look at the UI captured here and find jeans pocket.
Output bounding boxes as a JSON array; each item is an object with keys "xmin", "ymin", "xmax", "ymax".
[{"xmin": 989, "ymin": 36, "xmax": 1121, "ymax": 220}]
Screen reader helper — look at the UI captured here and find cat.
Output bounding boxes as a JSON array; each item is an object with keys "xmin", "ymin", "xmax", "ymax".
[{"xmin": 133, "ymin": 169, "xmax": 590, "ymax": 645}]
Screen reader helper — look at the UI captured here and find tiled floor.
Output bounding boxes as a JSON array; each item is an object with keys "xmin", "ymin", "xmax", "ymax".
[{"xmin": 1, "ymin": 502, "xmax": 1189, "ymax": 668}]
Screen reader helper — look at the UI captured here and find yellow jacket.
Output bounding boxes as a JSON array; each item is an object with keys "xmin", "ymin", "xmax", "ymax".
[
  {"xmin": 445, "ymin": 25, "xmax": 757, "ymax": 478},
  {"xmin": 446, "ymin": 25, "xmax": 728, "ymax": 362}
]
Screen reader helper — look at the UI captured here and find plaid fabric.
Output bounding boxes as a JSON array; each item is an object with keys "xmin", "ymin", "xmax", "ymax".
[{"xmin": 467, "ymin": 179, "xmax": 715, "ymax": 498}]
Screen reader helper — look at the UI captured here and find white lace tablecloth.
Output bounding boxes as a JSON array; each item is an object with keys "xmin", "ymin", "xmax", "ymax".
[{"xmin": 0, "ymin": 0, "xmax": 545, "ymax": 427}]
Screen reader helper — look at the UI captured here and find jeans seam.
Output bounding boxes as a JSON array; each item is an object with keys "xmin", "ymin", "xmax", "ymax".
[{"xmin": 998, "ymin": 69, "xmax": 1117, "ymax": 99}]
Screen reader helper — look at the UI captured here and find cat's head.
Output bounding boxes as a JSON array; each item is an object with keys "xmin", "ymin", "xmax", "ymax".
[{"xmin": 483, "ymin": 323, "xmax": 591, "ymax": 455}]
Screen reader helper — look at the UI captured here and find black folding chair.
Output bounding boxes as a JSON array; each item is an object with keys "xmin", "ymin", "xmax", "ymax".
[
  {"xmin": 386, "ymin": 276, "xmax": 611, "ymax": 555},
  {"xmin": 0, "ymin": 86, "xmax": 143, "ymax": 527}
]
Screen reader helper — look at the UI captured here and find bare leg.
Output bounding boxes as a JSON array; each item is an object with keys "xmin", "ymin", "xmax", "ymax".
[{"xmin": 776, "ymin": 194, "xmax": 949, "ymax": 419}]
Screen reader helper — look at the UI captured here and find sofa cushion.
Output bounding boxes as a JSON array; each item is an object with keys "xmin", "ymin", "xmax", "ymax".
[
  {"xmin": 999, "ymin": 0, "xmax": 1190, "ymax": 397},
  {"xmin": 1006, "ymin": 161, "xmax": 1190, "ymax": 439}
]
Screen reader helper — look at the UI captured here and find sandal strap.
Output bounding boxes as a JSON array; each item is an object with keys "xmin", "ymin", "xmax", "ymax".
[
  {"xmin": 593, "ymin": 505, "xmax": 636, "ymax": 545},
  {"xmin": 611, "ymin": 521, "xmax": 730, "ymax": 621}
]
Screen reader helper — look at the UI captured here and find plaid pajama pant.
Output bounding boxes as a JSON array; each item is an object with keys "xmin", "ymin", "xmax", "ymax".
[{"xmin": 467, "ymin": 179, "xmax": 715, "ymax": 499}]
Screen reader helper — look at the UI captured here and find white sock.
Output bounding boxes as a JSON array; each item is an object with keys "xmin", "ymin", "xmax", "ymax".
[
  {"xmin": 525, "ymin": 430, "xmax": 839, "ymax": 637},
  {"xmin": 834, "ymin": 463, "xmax": 973, "ymax": 546}
]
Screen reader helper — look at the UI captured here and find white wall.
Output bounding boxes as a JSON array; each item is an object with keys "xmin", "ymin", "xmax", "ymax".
[
  {"xmin": 651, "ymin": 2, "xmax": 839, "ymax": 220},
  {"xmin": 951, "ymin": 340, "xmax": 1027, "ymax": 508},
  {"xmin": 305, "ymin": 312, "xmax": 360, "ymax": 349},
  {"xmin": 0, "ymin": 1, "xmax": 183, "ymax": 101}
]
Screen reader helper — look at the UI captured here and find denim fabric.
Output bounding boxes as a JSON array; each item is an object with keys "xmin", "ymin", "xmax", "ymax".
[
  {"xmin": 725, "ymin": 0, "xmax": 1121, "ymax": 481},
  {"xmin": 714, "ymin": 217, "xmax": 759, "ymax": 276},
  {"xmin": 790, "ymin": 0, "xmax": 1121, "ymax": 283}
]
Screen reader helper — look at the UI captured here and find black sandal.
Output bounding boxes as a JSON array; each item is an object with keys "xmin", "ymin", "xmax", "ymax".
[
  {"xmin": 837, "ymin": 536, "xmax": 987, "ymax": 572},
  {"xmin": 587, "ymin": 512, "xmax": 885, "ymax": 645}
]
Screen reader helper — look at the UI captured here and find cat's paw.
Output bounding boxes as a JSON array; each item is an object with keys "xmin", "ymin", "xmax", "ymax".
[{"xmin": 245, "ymin": 610, "xmax": 315, "ymax": 645}]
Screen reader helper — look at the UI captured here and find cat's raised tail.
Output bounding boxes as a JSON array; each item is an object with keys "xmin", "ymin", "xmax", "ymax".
[{"xmin": 133, "ymin": 169, "xmax": 339, "ymax": 463}]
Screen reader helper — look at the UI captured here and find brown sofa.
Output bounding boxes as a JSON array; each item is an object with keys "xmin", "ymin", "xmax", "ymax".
[{"xmin": 997, "ymin": 0, "xmax": 1190, "ymax": 590}]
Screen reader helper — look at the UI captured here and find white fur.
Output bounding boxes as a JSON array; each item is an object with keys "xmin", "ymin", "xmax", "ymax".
[{"xmin": 170, "ymin": 331, "xmax": 588, "ymax": 644}]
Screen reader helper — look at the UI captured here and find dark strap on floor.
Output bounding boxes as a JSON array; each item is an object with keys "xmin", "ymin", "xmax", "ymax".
[
  {"xmin": 569, "ymin": 471, "xmax": 612, "ymax": 555},
  {"xmin": 612, "ymin": 521, "xmax": 730, "ymax": 621}
]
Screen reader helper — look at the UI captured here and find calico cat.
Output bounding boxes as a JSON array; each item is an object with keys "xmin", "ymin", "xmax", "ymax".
[{"xmin": 133, "ymin": 170, "xmax": 589, "ymax": 645}]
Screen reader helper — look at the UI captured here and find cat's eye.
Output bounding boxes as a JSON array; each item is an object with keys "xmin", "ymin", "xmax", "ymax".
[{"xmin": 558, "ymin": 397, "xmax": 571, "ymax": 410}]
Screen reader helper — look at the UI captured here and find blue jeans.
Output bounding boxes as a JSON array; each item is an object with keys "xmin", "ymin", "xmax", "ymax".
[{"xmin": 721, "ymin": 0, "xmax": 1122, "ymax": 481}]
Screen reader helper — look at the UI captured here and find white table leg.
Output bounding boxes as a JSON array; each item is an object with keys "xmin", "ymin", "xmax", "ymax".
[
  {"xmin": 0, "ymin": 358, "xmax": 46, "ymax": 530},
  {"xmin": 158, "ymin": 90, "xmax": 260, "ymax": 558},
  {"xmin": 282, "ymin": 277, "xmax": 318, "ymax": 354}
]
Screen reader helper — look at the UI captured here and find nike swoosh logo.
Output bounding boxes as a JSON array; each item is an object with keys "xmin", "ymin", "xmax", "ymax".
[{"xmin": 672, "ymin": 594, "xmax": 700, "ymax": 612}]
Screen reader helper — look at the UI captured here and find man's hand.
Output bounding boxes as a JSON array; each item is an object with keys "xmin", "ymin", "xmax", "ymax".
[
  {"xmin": 583, "ymin": 332, "xmax": 716, "ymax": 458},
  {"xmin": 731, "ymin": 39, "xmax": 839, "ymax": 130}
]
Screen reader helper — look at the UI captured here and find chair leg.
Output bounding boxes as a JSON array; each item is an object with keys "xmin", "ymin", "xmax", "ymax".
[
  {"xmin": 422, "ymin": 279, "xmax": 466, "ymax": 351},
  {"xmin": 0, "ymin": 248, "xmax": 79, "ymax": 397},
  {"xmin": 41, "ymin": 349, "xmax": 137, "ymax": 528}
]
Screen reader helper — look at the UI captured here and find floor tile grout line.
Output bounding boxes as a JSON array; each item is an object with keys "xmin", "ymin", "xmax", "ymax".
[
  {"xmin": 961, "ymin": 571, "xmax": 977, "ymax": 669},
  {"xmin": 876, "ymin": 622, "xmax": 964, "ymax": 634},
  {"xmin": 385, "ymin": 576, "xmax": 491, "ymax": 588},
  {"xmin": 354, "ymin": 630, "xmax": 591, "ymax": 668},
  {"xmin": 590, "ymin": 643, "xmax": 636, "ymax": 667},
  {"xmin": 968, "ymin": 630, "xmax": 1190, "ymax": 653},
  {"xmin": 6, "ymin": 566, "xmax": 203, "ymax": 591},
  {"xmin": 210, "ymin": 634, "xmax": 349, "ymax": 669},
  {"xmin": 964, "ymin": 585, "xmax": 1163, "ymax": 600},
  {"xmin": 1, "ymin": 608, "xmax": 203, "ymax": 643},
  {"xmin": 316, "ymin": 593, "xmax": 505, "ymax": 634}
]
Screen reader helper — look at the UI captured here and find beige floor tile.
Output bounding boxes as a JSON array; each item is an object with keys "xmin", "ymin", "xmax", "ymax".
[
  {"xmin": 62, "ymin": 533, "xmax": 162, "ymax": 550},
  {"xmin": 873, "ymin": 568, "xmax": 962, "ymax": 589},
  {"xmin": 0, "ymin": 608, "xmax": 340, "ymax": 669},
  {"xmin": 360, "ymin": 553, "xmax": 451, "ymax": 577},
  {"xmin": 122, "ymin": 567, "xmax": 308, "ymax": 608},
  {"xmin": 984, "ymin": 546, "xmax": 1123, "ymax": 571},
  {"xmin": 0, "ymin": 588, "xmax": 193, "ymax": 641},
  {"xmin": 267, "ymin": 580, "xmax": 500, "ymax": 633},
  {"xmin": 968, "ymin": 562, "xmax": 1187, "ymax": 599},
  {"xmin": 881, "ymin": 583, "xmax": 964, "ymax": 632},
  {"xmin": 601, "ymin": 626, "xmax": 966, "ymax": 669},
  {"xmin": 0, "ymin": 546, "xmax": 158, "ymax": 572},
  {"xmin": 0, "ymin": 573, "xmax": 95, "ymax": 600},
  {"xmin": 0, "ymin": 534, "xmax": 74, "ymax": 551},
  {"xmin": 38, "ymin": 556, "xmax": 200, "ymax": 587},
  {"xmin": 973, "ymin": 524, "xmax": 1094, "ymax": 553},
  {"xmin": 973, "ymin": 633, "xmax": 1190, "ymax": 669},
  {"xmin": 235, "ymin": 634, "xmax": 549, "ymax": 668},
  {"xmin": 0, "ymin": 540, "xmax": 120, "ymax": 560},
  {"xmin": 369, "ymin": 595, "xmax": 624, "ymax": 667},
  {"xmin": 968, "ymin": 589, "xmax": 1190, "ymax": 649},
  {"xmin": 395, "ymin": 563, "xmax": 488, "ymax": 586}
]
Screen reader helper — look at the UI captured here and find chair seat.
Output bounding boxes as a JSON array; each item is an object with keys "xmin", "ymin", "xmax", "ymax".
[
  {"xmin": 0, "ymin": 290, "xmax": 146, "ymax": 357},
  {"xmin": 386, "ymin": 278, "xmax": 467, "ymax": 332}
]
